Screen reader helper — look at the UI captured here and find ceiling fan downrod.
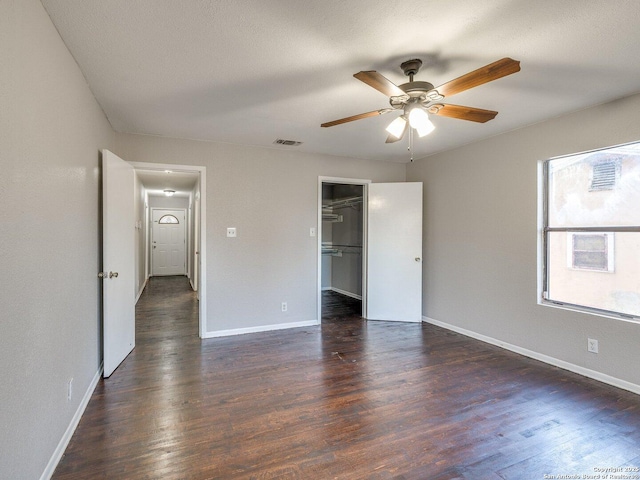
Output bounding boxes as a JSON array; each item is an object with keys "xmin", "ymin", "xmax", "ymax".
[{"xmin": 400, "ymin": 58, "xmax": 423, "ymax": 83}]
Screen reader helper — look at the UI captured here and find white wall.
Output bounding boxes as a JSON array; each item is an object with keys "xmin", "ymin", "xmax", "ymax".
[
  {"xmin": 407, "ymin": 93, "xmax": 640, "ymax": 389},
  {"xmin": 114, "ymin": 134, "xmax": 406, "ymax": 334},
  {"xmin": 0, "ymin": 1, "xmax": 114, "ymax": 479},
  {"xmin": 190, "ymin": 181, "xmax": 202, "ymax": 291},
  {"xmin": 331, "ymin": 200, "xmax": 363, "ymax": 297},
  {"xmin": 134, "ymin": 174, "xmax": 147, "ymax": 299}
]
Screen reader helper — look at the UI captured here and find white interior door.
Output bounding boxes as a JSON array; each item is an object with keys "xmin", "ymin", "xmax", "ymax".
[
  {"xmin": 367, "ymin": 182, "xmax": 423, "ymax": 321},
  {"xmin": 151, "ymin": 209, "xmax": 186, "ymax": 276},
  {"xmin": 102, "ymin": 150, "xmax": 135, "ymax": 378}
]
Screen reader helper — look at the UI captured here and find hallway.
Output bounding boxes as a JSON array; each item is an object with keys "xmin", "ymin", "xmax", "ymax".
[{"xmin": 53, "ymin": 277, "xmax": 640, "ymax": 479}]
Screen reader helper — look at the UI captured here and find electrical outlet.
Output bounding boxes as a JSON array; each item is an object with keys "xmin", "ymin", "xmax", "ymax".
[
  {"xmin": 588, "ymin": 338, "xmax": 599, "ymax": 354},
  {"xmin": 281, "ymin": 302, "xmax": 287, "ymax": 312},
  {"xmin": 226, "ymin": 227, "xmax": 236, "ymax": 237},
  {"xmin": 67, "ymin": 378, "xmax": 73, "ymax": 401}
]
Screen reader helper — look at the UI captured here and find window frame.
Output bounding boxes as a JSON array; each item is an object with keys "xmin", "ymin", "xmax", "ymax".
[
  {"xmin": 159, "ymin": 214, "xmax": 180, "ymax": 224},
  {"xmin": 540, "ymin": 142, "xmax": 640, "ymax": 322}
]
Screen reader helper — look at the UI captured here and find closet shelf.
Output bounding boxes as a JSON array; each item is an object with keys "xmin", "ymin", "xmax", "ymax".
[
  {"xmin": 322, "ymin": 212, "xmax": 343, "ymax": 223},
  {"xmin": 322, "ymin": 243, "xmax": 362, "ymax": 257},
  {"xmin": 322, "ymin": 196, "xmax": 363, "ymax": 210}
]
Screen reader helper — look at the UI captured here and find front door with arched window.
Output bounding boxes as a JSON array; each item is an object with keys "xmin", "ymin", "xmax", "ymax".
[{"xmin": 151, "ymin": 209, "xmax": 186, "ymax": 276}]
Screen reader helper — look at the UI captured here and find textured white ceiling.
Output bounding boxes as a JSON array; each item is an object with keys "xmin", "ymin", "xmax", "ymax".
[
  {"xmin": 41, "ymin": 0, "xmax": 640, "ymax": 163},
  {"xmin": 136, "ymin": 169, "xmax": 199, "ymax": 197}
]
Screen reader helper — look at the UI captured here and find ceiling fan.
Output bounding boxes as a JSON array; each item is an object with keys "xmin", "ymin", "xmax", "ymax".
[{"xmin": 321, "ymin": 57, "xmax": 521, "ymax": 143}]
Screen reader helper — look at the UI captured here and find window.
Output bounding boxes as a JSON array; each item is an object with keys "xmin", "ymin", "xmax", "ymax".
[
  {"xmin": 541, "ymin": 142, "xmax": 640, "ymax": 319},
  {"xmin": 568, "ymin": 232, "xmax": 614, "ymax": 272},
  {"xmin": 159, "ymin": 214, "xmax": 179, "ymax": 224}
]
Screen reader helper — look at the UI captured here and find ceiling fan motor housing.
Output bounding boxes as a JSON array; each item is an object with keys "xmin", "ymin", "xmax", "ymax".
[{"xmin": 390, "ymin": 81, "xmax": 437, "ymax": 109}]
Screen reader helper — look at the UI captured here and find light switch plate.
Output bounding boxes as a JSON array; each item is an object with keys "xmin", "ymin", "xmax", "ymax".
[{"xmin": 227, "ymin": 227, "xmax": 236, "ymax": 237}]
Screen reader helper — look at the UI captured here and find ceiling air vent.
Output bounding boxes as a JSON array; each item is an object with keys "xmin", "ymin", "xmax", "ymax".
[{"xmin": 273, "ymin": 139, "xmax": 303, "ymax": 147}]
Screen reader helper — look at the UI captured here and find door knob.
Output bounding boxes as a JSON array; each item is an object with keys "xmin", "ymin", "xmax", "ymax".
[
  {"xmin": 109, "ymin": 271, "xmax": 119, "ymax": 278},
  {"xmin": 415, "ymin": 257, "xmax": 421, "ymax": 262}
]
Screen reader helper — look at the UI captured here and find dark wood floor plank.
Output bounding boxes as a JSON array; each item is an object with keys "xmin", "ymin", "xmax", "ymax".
[
  {"xmin": 322, "ymin": 290, "xmax": 361, "ymax": 319},
  {"xmin": 52, "ymin": 276, "xmax": 640, "ymax": 479}
]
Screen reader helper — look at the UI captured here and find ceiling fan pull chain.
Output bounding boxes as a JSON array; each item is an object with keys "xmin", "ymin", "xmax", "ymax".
[{"xmin": 409, "ymin": 127, "xmax": 414, "ymax": 162}]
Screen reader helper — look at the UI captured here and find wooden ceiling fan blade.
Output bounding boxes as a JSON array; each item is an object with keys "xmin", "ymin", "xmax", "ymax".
[
  {"xmin": 354, "ymin": 71, "xmax": 406, "ymax": 98},
  {"xmin": 321, "ymin": 108, "xmax": 391, "ymax": 128},
  {"xmin": 433, "ymin": 58, "xmax": 520, "ymax": 98},
  {"xmin": 432, "ymin": 104, "xmax": 498, "ymax": 123}
]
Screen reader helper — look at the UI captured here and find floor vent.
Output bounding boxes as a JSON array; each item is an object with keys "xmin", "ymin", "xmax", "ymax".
[{"xmin": 273, "ymin": 139, "xmax": 303, "ymax": 146}]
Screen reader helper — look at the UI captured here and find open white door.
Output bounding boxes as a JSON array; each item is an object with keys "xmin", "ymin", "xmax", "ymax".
[
  {"xmin": 102, "ymin": 150, "xmax": 135, "ymax": 378},
  {"xmin": 367, "ymin": 182, "xmax": 423, "ymax": 321}
]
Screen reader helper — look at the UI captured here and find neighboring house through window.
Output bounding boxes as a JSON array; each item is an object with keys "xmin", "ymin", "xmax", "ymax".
[{"xmin": 589, "ymin": 157, "xmax": 620, "ymax": 191}]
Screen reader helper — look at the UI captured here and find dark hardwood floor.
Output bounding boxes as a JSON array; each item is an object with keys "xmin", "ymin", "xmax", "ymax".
[
  {"xmin": 322, "ymin": 290, "xmax": 361, "ymax": 319},
  {"xmin": 53, "ymin": 277, "xmax": 640, "ymax": 479}
]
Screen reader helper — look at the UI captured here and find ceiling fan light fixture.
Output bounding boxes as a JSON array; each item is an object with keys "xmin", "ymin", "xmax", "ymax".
[
  {"xmin": 321, "ymin": 57, "xmax": 520, "ymax": 149},
  {"xmin": 385, "ymin": 116, "xmax": 407, "ymax": 139},
  {"xmin": 408, "ymin": 107, "xmax": 435, "ymax": 137}
]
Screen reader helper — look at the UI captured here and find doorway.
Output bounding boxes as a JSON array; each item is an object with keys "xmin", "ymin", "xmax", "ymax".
[
  {"xmin": 319, "ymin": 177, "xmax": 369, "ymax": 321},
  {"xmin": 317, "ymin": 177, "xmax": 424, "ymax": 324},
  {"xmin": 130, "ymin": 161, "xmax": 207, "ymax": 338}
]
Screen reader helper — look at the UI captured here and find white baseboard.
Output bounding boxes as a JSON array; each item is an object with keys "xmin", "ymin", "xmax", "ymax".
[
  {"xmin": 330, "ymin": 287, "xmax": 362, "ymax": 300},
  {"xmin": 423, "ymin": 316, "xmax": 640, "ymax": 396},
  {"xmin": 40, "ymin": 364, "xmax": 103, "ymax": 480},
  {"xmin": 321, "ymin": 287, "xmax": 332, "ymax": 291},
  {"xmin": 203, "ymin": 319, "xmax": 320, "ymax": 338},
  {"xmin": 135, "ymin": 277, "xmax": 148, "ymax": 304}
]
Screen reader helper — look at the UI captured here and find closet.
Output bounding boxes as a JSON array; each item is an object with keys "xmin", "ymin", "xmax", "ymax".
[{"xmin": 321, "ymin": 183, "xmax": 364, "ymax": 318}]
